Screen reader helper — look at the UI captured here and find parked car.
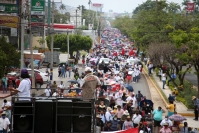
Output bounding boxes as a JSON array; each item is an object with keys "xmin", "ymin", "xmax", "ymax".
[
  {"xmin": 6, "ymin": 71, "xmax": 43, "ymax": 88},
  {"xmin": 28, "ymin": 73, "xmax": 44, "ymax": 88},
  {"xmin": 27, "ymin": 69, "xmax": 48, "ymax": 82}
]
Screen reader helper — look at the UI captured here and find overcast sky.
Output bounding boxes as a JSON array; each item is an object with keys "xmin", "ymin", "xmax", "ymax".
[{"xmin": 63, "ymin": 0, "xmax": 183, "ymax": 13}]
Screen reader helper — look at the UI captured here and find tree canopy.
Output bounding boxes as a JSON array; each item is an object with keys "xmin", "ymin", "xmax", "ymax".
[
  {"xmin": 0, "ymin": 36, "xmax": 20, "ymax": 77},
  {"xmin": 113, "ymin": 0, "xmax": 199, "ymax": 97},
  {"xmin": 46, "ymin": 34, "xmax": 92, "ymax": 55}
]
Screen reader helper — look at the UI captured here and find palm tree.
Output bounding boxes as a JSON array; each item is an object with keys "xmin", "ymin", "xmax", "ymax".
[{"xmin": 59, "ymin": 4, "xmax": 66, "ymax": 14}]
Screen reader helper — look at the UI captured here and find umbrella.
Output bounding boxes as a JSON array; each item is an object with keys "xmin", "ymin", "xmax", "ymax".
[
  {"xmin": 169, "ymin": 114, "xmax": 187, "ymax": 121},
  {"xmin": 140, "ymin": 99, "xmax": 154, "ymax": 108},
  {"xmin": 89, "ymin": 58, "xmax": 96, "ymax": 61},
  {"xmin": 87, "ymin": 63, "xmax": 93, "ymax": 67},
  {"xmin": 125, "ymin": 84, "xmax": 134, "ymax": 92},
  {"xmin": 128, "ymin": 71, "xmax": 133, "ymax": 75},
  {"xmin": 114, "ymin": 71, "xmax": 120, "ymax": 75},
  {"xmin": 68, "ymin": 80, "xmax": 78, "ymax": 84}
]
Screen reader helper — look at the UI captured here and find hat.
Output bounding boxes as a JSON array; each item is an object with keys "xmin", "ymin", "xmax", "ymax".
[
  {"xmin": 21, "ymin": 69, "xmax": 28, "ymax": 74},
  {"xmin": 164, "ymin": 122, "xmax": 169, "ymax": 126},
  {"xmin": 127, "ymin": 116, "xmax": 131, "ymax": 119},
  {"xmin": 123, "ymin": 110, "xmax": 129, "ymax": 115},
  {"xmin": 107, "ymin": 107, "xmax": 112, "ymax": 111},
  {"xmin": 1, "ymin": 112, "xmax": 6, "ymax": 115},
  {"xmin": 114, "ymin": 105, "xmax": 118, "ymax": 109},
  {"xmin": 72, "ymin": 84, "xmax": 78, "ymax": 88},
  {"xmin": 99, "ymin": 105, "xmax": 106, "ymax": 108},
  {"xmin": 85, "ymin": 67, "xmax": 92, "ymax": 72},
  {"xmin": 96, "ymin": 114, "xmax": 101, "ymax": 119},
  {"xmin": 192, "ymin": 96, "xmax": 197, "ymax": 100}
]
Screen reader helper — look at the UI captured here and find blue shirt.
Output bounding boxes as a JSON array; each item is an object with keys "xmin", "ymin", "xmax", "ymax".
[{"xmin": 153, "ymin": 109, "xmax": 163, "ymax": 121}]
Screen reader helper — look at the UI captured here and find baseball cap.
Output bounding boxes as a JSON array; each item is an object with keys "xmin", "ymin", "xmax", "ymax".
[
  {"xmin": 85, "ymin": 67, "xmax": 92, "ymax": 72},
  {"xmin": 21, "ymin": 69, "xmax": 28, "ymax": 74}
]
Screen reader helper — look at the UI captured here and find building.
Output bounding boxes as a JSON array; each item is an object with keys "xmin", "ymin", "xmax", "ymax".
[{"xmin": 0, "ymin": 0, "xmax": 19, "ymax": 45}]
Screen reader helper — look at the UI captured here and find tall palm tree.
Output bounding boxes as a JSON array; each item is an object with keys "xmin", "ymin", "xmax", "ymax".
[{"xmin": 59, "ymin": 4, "xmax": 66, "ymax": 14}]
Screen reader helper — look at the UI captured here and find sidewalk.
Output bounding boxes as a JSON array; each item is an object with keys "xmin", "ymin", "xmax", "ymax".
[
  {"xmin": 151, "ymin": 72, "xmax": 194, "ymax": 116},
  {"xmin": 143, "ymin": 68, "xmax": 199, "ymax": 129}
]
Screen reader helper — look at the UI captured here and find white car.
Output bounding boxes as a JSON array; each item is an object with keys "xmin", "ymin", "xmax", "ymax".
[
  {"xmin": 126, "ymin": 58, "xmax": 140, "ymax": 65},
  {"xmin": 27, "ymin": 69, "xmax": 48, "ymax": 82},
  {"xmin": 99, "ymin": 58, "xmax": 110, "ymax": 64}
]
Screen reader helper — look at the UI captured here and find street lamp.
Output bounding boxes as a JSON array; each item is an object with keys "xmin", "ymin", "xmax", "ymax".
[{"xmin": 67, "ymin": 28, "xmax": 70, "ymax": 59}]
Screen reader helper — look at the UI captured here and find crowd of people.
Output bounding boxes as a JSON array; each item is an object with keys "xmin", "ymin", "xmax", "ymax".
[{"xmin": 0, "ymin": 27, "xmax": 198, "ymax": 133}]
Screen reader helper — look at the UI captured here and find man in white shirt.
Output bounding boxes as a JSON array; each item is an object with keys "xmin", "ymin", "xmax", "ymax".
[
  {"xmin": 160, "ymin": 116, "xmax": 173, "ymax": 127},
  {"xmin": 126, "ymin": 93, "xmax": 137, "ymax": 109},
  {"xmin": 10, "ymin": 69, "xmax": 31, "ymax": 101},
  {"xmin": 105, "ymin": 107, "xmax": 113, "ymax": 122},
  {"xmin": 58, "ymin": 81, "xmax": 65, "ymax": 93},
  {"xmin": 0, "ymin": 112, "xmax": 10, "ymax": 133},
  {"xmin": 1, "ymin": 100, "xmax": 11, "ymax": 110},
  {"xmin": 44, "ymin": 88, "xmax": 51, "ymax": 97}
]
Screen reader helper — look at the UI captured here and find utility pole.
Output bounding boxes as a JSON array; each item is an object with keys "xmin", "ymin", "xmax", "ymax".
[
  {"xmin": 156, "ymin": 0, "xmax": 158, "ymax": 12},
  {"xmin": 20, "ymin": 1, "xmax": 25, "ymax": 70},
  {"xmin": 67, "ymin": 29, "xmax": 70, "ymax": 59},
  {"xmin": 76, "ymin": 9, "xmax": 78, "ymax": 30},
  {"xmin": 28, "ymin": 1, "xmax": 35, "ymax": 88},
  {"xmin": 50, "ymin": 1, "xmax": 55, "ymax": 80}
]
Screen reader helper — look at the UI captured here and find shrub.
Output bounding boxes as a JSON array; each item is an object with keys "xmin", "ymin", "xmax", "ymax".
[
  {"xmin": 168, "ymin": 78, "xmax": 196, "ymax": 109},
  {"xmin": 155, "ymin": 68, "xmax": 159, "ymax": 76}
]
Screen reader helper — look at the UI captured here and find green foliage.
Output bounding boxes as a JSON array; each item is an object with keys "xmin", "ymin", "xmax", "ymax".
[
  {"xmin": 46, "ymin": 34, "xmax": 92, "ymax": 54},
  {"xmin": 0, "ymin": 36, "xmax": 20, "ymax": 77},
  {"xmin": 169, "ymin": 78, "xmax": 196, "ymax": 109}
]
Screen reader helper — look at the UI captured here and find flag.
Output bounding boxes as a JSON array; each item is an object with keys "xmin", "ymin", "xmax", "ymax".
[
  {"xmin": 102, "ymin": 128, "xmax": 138, "ymax": 133},
  {"xmin": 129, "ymin": 50, "xmax": 134, "ymax": 56},
  {"xmin": 121, "ymin": 48, "xmax": 125, "ymax": 55}
]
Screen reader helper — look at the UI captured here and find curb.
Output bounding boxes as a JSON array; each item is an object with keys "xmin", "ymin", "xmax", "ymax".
[{"xmin": 143, "ymin": 68, "xmax": 195, "ymax": 117}]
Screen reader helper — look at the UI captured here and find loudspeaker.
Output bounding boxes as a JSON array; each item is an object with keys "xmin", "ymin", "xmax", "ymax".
[
  {"xmin": 56, "ymin": 100, "xmax": 72, "ymax": 132},
  {"xmin": 13, "ymin": 101, "xmax": 33, "ymax": 132},
  {"xmin": 73, "ymin": 101, "xmax": 92, "ymax": 132},
  {"xmin": 34, "ymin": 100, "xmax": 55, "ymax": 133}
]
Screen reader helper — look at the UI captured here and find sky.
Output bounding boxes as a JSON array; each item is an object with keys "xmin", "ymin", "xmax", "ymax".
[{"xmin": 62, "ymin": 0, "xmax": 183, "ymax": 13}]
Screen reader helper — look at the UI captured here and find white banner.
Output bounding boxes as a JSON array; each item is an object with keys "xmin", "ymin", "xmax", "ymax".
[
  {"xmin": 10, "ymin": 28, "xmax": 17, "ymax": 36},
  {"xmin": 88, "ymin": 24, "xmax": 93, "ymax": 30}
]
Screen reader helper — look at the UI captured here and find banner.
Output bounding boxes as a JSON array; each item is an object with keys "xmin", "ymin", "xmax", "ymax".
[
  {"xmin": 102, "ymin": 128, "xmax": 138, "ymax": 133},
  {"xmin": 0, "ymin": 15, "xmax": 19, "ymax": 28},
  {"xmin": 0, "ymin": 4, "xmax": 18, "ymax": 13},
  {"xmin": 31, "ymin": 0, "xmax": 45, "ymax": 15},
  {"xmin": 186, "ymin": 2, "xmax": 194, "ymax": 11}
]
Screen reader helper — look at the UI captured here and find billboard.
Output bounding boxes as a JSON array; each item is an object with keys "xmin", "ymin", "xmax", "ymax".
[
  {"xmin": 0, "ymin": 4, "xmax": 18, "ymax": 13},
  {"xmin": 91, "ymin": 3, "xmax": 103, "ymax": 11},
  {"xmin": 0, "ymin": 15, "xmax": 19, "ymax": 28},
  {"xmin": 31, "ymin": 0, "xmax": 45, "ymax": 15},
  {"xmin": 186, "ymin": 2, "xmax": 194, "ymax": 11}
]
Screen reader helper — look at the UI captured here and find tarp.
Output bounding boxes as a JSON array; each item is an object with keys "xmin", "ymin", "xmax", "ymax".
[{"xmin": 102, "ymin": 128, "xmax": 138, "ymax": 133}]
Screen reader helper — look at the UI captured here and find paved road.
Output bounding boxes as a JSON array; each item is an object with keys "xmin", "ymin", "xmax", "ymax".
[
  {"xmin": 130, "ymin": 74, "xmax": 151, "ymax": 100},
  {"xmin": 185, "ymin": 73, "xmax": 198, "ymax": 87}
]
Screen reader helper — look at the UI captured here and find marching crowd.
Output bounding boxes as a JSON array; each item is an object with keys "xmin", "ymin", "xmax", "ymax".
[{"xmin": 0, "ymin": 27, "xmax": 198, "ymax": 133}]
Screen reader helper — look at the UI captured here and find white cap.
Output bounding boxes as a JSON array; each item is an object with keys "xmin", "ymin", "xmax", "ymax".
[{"xmin": 85, "ymin": 67, "xmax": 92, "ymax": 72}]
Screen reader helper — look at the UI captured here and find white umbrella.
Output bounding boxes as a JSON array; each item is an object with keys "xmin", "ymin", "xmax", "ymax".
[{"xmin": 128, "ymin": 71, "xmax": 133, "ymax": 75}]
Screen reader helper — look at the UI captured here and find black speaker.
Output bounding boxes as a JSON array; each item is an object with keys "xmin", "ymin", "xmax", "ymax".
[
  {"xmin": 56, "ymin": 100, "xmax": 72, "ymax": 132},
  {"xmin": 13, "ymin": 101, "xmax": 33, "ymax": 132},
  {"xmin": 73, "ymin": 101, "xmax": 92, "ymax": 132},
  {"xmin": 34, "ymin": 100, "xmax": 55, "ymax": 133}
]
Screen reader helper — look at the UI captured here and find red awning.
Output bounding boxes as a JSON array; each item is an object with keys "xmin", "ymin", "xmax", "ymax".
[{"xmin": 31, "ymin": 22, "xmax": 75, "ymax": 29}]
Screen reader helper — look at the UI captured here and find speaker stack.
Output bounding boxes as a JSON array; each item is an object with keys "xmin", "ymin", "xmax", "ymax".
[{"xmin": 12, "ymin": 99, "xmax": 94, "ymax": 133}]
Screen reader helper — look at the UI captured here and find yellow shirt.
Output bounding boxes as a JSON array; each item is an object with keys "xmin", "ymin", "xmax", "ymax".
[
  {"xmin": 113, "ymin": 109, "xmax": 117, "ymax": 114},
  {"xmin": 167, "ymin": 104, "xmax": 175, "ymax": 112}
]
